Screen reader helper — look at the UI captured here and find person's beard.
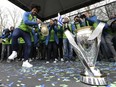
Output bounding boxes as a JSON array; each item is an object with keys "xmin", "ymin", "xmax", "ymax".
[{"xmin": 32, "ymin": 12, "xmax": 37, "ymax": 16}]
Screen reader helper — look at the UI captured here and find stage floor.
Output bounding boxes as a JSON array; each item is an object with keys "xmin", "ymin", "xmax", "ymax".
[{"xmin": 0, "ymin": 60, "xmax": 116, "ymax": 87}]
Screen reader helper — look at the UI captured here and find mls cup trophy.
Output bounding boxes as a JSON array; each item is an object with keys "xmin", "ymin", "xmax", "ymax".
[{"xmin": 65, "ymin": 22, "xmax": 107, "ymax": 85}]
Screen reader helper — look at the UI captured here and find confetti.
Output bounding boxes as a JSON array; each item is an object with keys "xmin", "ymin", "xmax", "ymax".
[
  {"xmin": 60, "ymin": 84, "xmax": 68, "ymax": 87},
  {"xmin": 0, "ymin": 61, "xmax": 115, "ymax": 87},
  {"xmin": 6, "ymin": 79, "xmax": 9, "ymax": 81},
  {"xmin": 16, "ymin": 84, "xmax": 20, "ymax": 86},
  {"xmin": 8, "ymin": 82, "xmax": 14, "ymax": 87},
  {"xmin": 51, "ymin": 83, "xmax": 55, "ymax": 86}
]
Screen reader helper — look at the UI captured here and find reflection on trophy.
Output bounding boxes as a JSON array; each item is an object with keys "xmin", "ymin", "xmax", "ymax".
[
  {"xmin": 40, "ymin": 24, "xmax": 49, "ymax": 36},
  {"xmin": 65, "ymin": 22, "xmax": 108, "ymax": 85}
]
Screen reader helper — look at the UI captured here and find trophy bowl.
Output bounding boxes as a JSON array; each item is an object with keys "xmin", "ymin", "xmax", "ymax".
[
  {"xmin": 64, "ymin": 23, "xmax": 108, "ymax": 86},
  {"xmin": 41, "ymin": 24, "xmax": 49, "ymax": 36}
]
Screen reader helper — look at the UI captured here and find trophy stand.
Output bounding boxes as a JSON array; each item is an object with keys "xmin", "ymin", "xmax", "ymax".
[
  {"xmin": 64, "ymin": 23, "xmax": 108, "ymax": 86},
  {"xmin": 80, "ymin": 67, "xmax": 107, "ymax": 85}
]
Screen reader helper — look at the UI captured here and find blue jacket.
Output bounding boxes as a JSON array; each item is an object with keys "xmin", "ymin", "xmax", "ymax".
[
  {"xmin": 85, "ymin": 15, "xmax": 98, "ymax": 26},
  {"xmin": 23, "ymin": 12, "xmax": 38, "ymax": 26},
  {"xmin": 86, "ymin": 15, "xmax": 97, "ymax": 23},
  {"xmin": 32, "ymin": 29, "xmax": 40, "ymax": 46},
  {"xmin": 45, "ymin": 25, "xmax": 59, "ymax": 45}
]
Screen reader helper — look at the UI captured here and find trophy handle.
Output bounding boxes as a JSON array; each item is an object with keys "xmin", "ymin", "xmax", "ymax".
[{"xmin": 88, "ymin": 22, "xmax": 105, "ymax": 65}]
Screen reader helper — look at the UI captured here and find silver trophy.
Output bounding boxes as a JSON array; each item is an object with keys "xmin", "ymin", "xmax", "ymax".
[{"xmin": 65, "ymin": 22, "xmax": 107, "ymax": 85}]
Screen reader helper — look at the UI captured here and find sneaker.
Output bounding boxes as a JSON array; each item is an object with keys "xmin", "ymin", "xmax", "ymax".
[
  {"xmin": 29, "ymin": 58, "xmax": 32, "ymax": 62},
  {"xmin": 55, "ymin": 58, "xmax": 58, "ymax": 61},
  {"xmin": 22, "ymin": 58, "xmax": 24, "ymax": 61},
  {"xmin": 61, "ymin": 58, "xmax": 64, "ymax": 61},
  {"xmin": 54, "ymin": 58, "xmax": 58, "ymax": 63},
  {"xmin": 8, "ymin": 51, "xmax": 17, "ymax": 60},
  {"xmin": 46, "ymin": 61, "xmax": 49, "ymax": 64},
  {"xmin": 22, "ymin": 60, "xmax": 33, "ymax": 68},
  {"xmin": 53, "ymin": 61, "xmax": 57, "ymax": 63}
]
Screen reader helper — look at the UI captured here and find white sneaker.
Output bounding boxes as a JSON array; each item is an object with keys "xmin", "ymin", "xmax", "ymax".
[
  {"xmin": 8, "ymin": 51, "xmax": 17, "ymax": 60},
  {"xmin": 61, "ymin": 58, "xmax": 64, "ymax": 61},
  {"xmin": 29, "ymin": 58, "xmax": 32, "ymax": 62},
  {"xmin": 53, "ymin": 61, "xmax": 57, "ymax": 63},
  {"xmin": 55, "ymin": 58, "xmax": 58, "ymax": 61},
  {"xmin": 46, "ymin": 61, "xmax": 49, "ymax": 64},
  {"xmin": 53, "ymin": 58, "xmax": 58, "ymax": 63},
  {"xmin": 22, "ymin": 60, "xmax": 33, "ymax": 68}
]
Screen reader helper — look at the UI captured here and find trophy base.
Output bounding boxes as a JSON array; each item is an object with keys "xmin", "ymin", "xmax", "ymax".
[{"xmin": 80, "ymin": 72, "xmax": 108, "ymax": 86}]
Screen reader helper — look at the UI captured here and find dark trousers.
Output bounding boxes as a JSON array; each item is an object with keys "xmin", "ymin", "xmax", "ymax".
[
  {"xmin": 17, "ymin": 43, "xmax": 25, "ymax": 60},
  {"xmin": 58, "ymin": 38, "xmax": 63, "ymax": 58},
  {"xmin": 99, "ymin": 35, "xmax": 112, "ymax": 60},
  {"xmin": 39, "ymin": 43, "xmax": 46, "ymax": 60},
  {"xmin": 12, "ymin": 28, "xmax": 31, "ymax": 61},
  {"xmin": 30, "ymin": 42, "xmax": 36, "ymax": 59},
  {"xmin": 47, "ymin": 42, "xmax": 58, "ymax": 61},
  {"xmin": 1, "ymin": 44, "xmax": 11, "ymax": 60}
]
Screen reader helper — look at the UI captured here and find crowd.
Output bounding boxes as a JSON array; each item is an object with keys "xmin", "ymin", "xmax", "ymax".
[{"xmin": 0, "ymin": 4, "xmax": 116, "ymax": 68}]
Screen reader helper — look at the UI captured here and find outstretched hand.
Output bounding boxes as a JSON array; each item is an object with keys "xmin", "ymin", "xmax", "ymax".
[{"xmin": 37, "ymin": 19, "xmax": 42, "ymax": 24}]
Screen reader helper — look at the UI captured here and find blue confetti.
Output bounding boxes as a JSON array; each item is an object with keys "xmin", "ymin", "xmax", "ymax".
[
  {"xmin": 40, "ymin": 84, "xmax": 45, "ymax": 87},
  {"xmin": 8, "ymin": 82, "xmax": 14, "ymax": 87}
]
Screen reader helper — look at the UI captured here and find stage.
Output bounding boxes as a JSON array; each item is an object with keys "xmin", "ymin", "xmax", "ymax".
[{"xmin": 0, "ymin": 60, "xmax": 116, "ymax": 87}]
